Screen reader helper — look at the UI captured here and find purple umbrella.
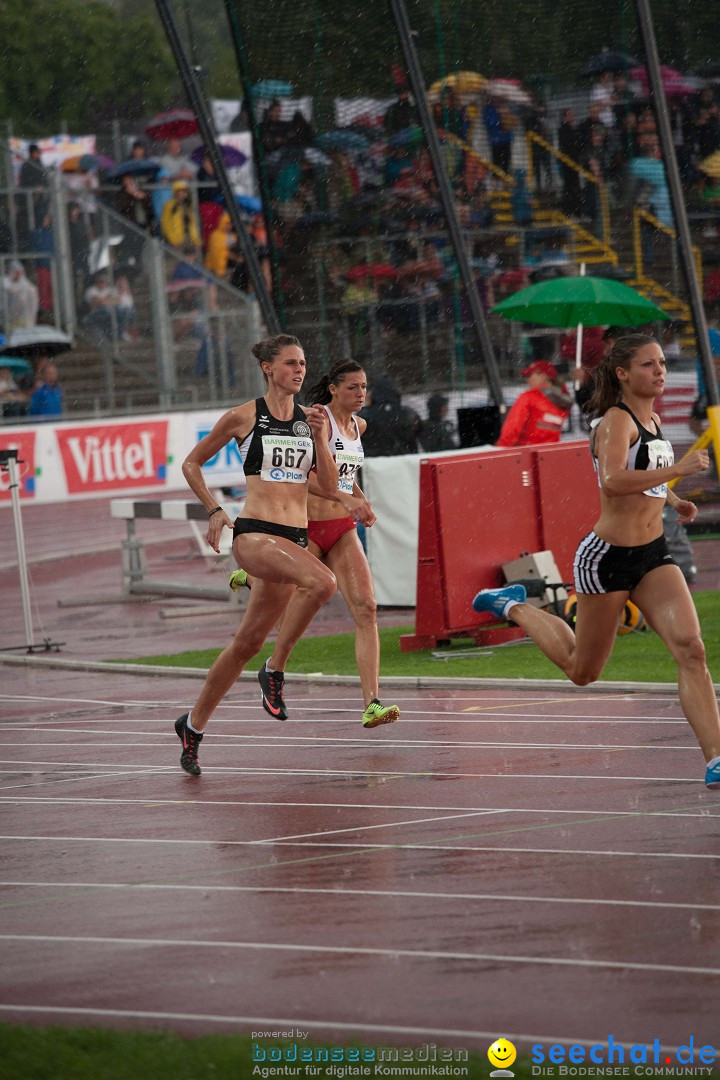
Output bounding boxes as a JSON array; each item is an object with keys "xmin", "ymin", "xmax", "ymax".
[{"xmin": 191, "ymin": 144, "xmax": 248, "ymax": 168}]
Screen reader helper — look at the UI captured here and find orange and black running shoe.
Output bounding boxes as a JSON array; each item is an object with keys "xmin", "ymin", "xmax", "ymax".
[
  {"xmin": 258, "ymin": 667, "xmax": 288, "ymax": 720},
  {"xmin": 174, "ymin": 713, "xmax": 203, "ymax": 775}
]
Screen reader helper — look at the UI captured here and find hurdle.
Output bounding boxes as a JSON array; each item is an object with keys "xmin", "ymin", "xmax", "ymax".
[{"xmin": 58, "ymin": 498, "xmax": 244, "ymax": 607}]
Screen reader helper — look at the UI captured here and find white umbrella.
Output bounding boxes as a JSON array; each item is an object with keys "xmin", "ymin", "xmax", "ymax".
[
  {"xmin": 486, "ymin": 78, "xmax": 532, "ymax": 105},
  {"xmin": 0, "ymin": 326, "xmax": 73, "ymax": 357}
]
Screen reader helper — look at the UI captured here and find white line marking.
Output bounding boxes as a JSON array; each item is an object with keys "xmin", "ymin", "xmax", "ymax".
[
  {"xmin": 258, "ymin": 809, "xmax": 504, "ymax": 844},
  {"xmin": 0, "ymin": 761, "xmax": 704, "ymax": 782},
  {"xmin": 0, "ymin": 795, "xmax": 715, "ymax": 819},
  {"xmin": 2, "ymin": 933, "xmax": 718, "ymax": 976},
  {"xmin": 0, "ymin": 836, "xmax": 715, "ymax": 858},
  {"xmin": 3, "ymin": 880, "xmax": 718, "ymax": 911},
  {"xmin": 0, "ymin": 736, "xmax": 699, "ymax": 751}
]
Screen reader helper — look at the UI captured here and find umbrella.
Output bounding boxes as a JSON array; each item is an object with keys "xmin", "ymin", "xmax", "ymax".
[
  {"xmin": 0, "ymin": 355, "xmax": 33, "ymax": 376},
  {"xmin": 302, "ymin": 147, "xmax": 332, "ymax": 167},
  {"xmin": 103, "ymin": 159, "xmax": 161, "ymax": 182},
  {"xmin": 699, "ymin": 151, "xmax": 720, "ymax": 179},
  {"xmin": 428, "ymin": 71, "xmax": 487, "ymax": 96},
  {"xmin": 235, "ymin": 194, "xmax": 263, "ymax": 215},
  {"xmin": 696, "ymin": 61, "xmax": 720, "ymax": 79},
  {"xmin": 492, "ymin": 276, "xmax": 670, "ymax": 327},
  {"xmin": 629, "ymin": 65, "xmax": 697, "ymax": 98},
  {"xmin": 252, "ymin": 80, "xmax": 294, "ymax": 99},
  {"xmin": 346, "ymin": 263, "xmax": 397, "ymax": 282},
  {"xmin": 0, "ymin": 326, "xmax": 73, "ymax": 357},
  {"xmin": 316, "ymin": 130, "xmax": 371, "ymax": 152},
  {"xmin": 388, "ymin": 125, "xmax": 425, "ymax": 149},
  {"xmin": 579, "ymin": 50, "xmax": 640, "ymax": 78},
  {"xmin": 191, "ymin": 143, "xmax": 248, "ymax": 168},
  {"xmin": 146, "ymin": 109, "xmax": 199, "ymax": 141},
  {"xmin": 486, "ymin": 78, "xmax": 532, "ymax": 105},
  {"xmin": 60, "ymin": 153, "xmax": 112, "ymax": 173}
]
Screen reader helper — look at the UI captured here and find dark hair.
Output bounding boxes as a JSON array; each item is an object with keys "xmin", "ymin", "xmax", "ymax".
[
  {"xmin": 305, "ymin": 359, "xmax": 365, "ymax": 405},
  {"xmin": 585, "ymin": 334, "xmax": 657, "ymax": 418},
  {"xmin": 251, "ymin": 334, "xmax": 302, "ymax": 376}
]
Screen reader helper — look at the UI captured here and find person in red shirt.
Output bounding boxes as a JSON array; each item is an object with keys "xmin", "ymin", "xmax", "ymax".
[{"xmin": 496, "ymin": 360, "xmax": 572, "ymax": 447}]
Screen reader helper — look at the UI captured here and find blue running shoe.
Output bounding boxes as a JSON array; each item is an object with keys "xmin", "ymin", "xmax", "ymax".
[
  {"xmin": 472, "ymin": 583, "xmax": 527, "ymax": 618},
  {"xmin": 705, "ymin": 759, "xmax": 720, "ymax": 789}
]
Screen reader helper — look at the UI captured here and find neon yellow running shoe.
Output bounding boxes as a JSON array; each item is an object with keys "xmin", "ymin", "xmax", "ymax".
[
  {"xmin": 361, "ymin": 700, "xmax": 399, "ymax": 728},
  {"xmin": 229, "ymin": 569, "xmax": 251, "ymax": 591}
]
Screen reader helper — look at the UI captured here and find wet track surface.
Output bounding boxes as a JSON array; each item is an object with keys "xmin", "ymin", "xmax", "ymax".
[{"xmin": 1, "ymin": 498, "xmax": 720, "ymax": 1051}]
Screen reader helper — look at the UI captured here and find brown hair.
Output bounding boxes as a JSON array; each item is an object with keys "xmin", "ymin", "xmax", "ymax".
[
  {"xmin": 251, "ymin": 334, "xmax": 302, "ymax": 379},
  {"xmin": 585, "ymin": 334, "xmax": 657, "ymax": 418},
  {"xmin": 305, "ymin": 359, "xmax": 365, "ymax": 405}
]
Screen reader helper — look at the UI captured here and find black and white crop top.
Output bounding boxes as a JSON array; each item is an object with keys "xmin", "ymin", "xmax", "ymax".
[
  {"xmin": 237, "ymin": 397, "xmax": 314, "ymax": 484},
  {"xmin": 591, "ymin": 401, "xmax": 673, "ymax": 499},
  {"xmin": 324, "ymin": 405, "xmax": 364, "ymax": 497}
]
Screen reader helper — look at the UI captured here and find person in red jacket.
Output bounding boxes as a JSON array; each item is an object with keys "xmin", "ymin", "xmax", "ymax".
[{"xmin": 496, "ymin": 360, "xmax": 572, "ymax": 447}]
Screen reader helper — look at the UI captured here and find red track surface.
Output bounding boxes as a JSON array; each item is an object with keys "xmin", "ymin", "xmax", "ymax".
[{"xmin": 1, "ymin": 498, "xmax": 720, "ymax": 1054}]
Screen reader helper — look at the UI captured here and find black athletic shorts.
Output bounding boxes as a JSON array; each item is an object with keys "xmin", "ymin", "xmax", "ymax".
[
  {"xmin": 573, "ymin": 531, "xmax": 675, "ymax": 594},
  {"xmin": 233, "ymin": 517, "xmax": 308, "ymax": 548}
]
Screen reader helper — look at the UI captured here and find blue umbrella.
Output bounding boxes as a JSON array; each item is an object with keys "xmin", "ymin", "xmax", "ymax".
[
  {"xmin": 235, "ymin": 194, "xmax": 263, "ymax": 215},
  {"xmin": 388, "ymin": 125, "xmax": 425, "ymax": 149},
  {"xmin": 316, "ymin": 130, "xmax": 371, "ymax": 152},
  {"xmin": 0, "ymin": 355, "xmax": 33, "ymax": 376},
  {"xmin": 104, "ymin": 159, "xmax": 161, "ymax": 182},
  {"xmin": 252, "ymin": 80, "xmax": 294, "ymax": 98}
]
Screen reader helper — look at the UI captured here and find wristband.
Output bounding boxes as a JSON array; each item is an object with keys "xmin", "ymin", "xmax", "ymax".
[{"xmin": 208, "ymin": 506, "xmax": 222, "ymax": 518}]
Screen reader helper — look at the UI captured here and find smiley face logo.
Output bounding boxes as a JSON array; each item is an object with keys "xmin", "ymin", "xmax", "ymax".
[{"xmin": 488, "ymin": 1038, "xmax": 517, "ymax": 1072}]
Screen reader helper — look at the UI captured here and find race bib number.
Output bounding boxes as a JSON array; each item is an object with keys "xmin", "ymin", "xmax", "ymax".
[
  {"xmin": 260, "ymin": 435, "xmax": 313, "ymax": 484},
  {"xmin": 336, "ymin": 448, "xmax": 364, "ymax": 495},
  {"xmin": 644, "ymin": 438, "xmax": 674, "ymax": 498}
]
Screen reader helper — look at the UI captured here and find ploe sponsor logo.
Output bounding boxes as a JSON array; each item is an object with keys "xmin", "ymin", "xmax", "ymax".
[{"xmin": 57, "ymin": 420, "xmax": 169, "ymax": 493}]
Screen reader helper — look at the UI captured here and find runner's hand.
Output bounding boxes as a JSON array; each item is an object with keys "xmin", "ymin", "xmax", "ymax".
[
  {"xmin": 674, "ymin": 499, "xmax": 698, "ymax": 525},
  {"xmin": 206, "ymin": 510, "xmax": 234, "ymax": 553},
  {"xmin": 677, "ymin": 449, "xmax": 709, "ymax": 476}
]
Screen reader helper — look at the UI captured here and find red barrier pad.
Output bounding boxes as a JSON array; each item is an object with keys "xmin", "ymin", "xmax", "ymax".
[{"xmin": 533, "ymin": 441, "xmax": 599, "ymax": 582}]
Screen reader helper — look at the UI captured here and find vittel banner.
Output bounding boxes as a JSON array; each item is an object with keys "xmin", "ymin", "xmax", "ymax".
[
  {"xmin": 56, "ymin": 420, "xmax": 169, "ymax": 494},
  {"xmin": 0, "ymin": 430, "xmax": 37, "ymax": 501}
]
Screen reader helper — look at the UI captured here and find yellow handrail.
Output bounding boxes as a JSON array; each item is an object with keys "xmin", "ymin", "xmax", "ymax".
[
  {"xmin": 525, "ymin": 130, "xmax": 611, "ymax": 248},
  {"xmin": 441, "ymin": 131, "xmax": 514, "ymax": 186},
  {"xmin": 632, "ymin": 206, "xmax": 703, "ymax": 293}
]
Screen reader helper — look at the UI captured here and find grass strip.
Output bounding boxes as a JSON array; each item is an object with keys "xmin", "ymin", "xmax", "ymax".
[
  {"xmin": 121, "ymin": 592, "xmax": 720, "ymax": 684},
  {"xmin": 0, "ymin": 1025, "xmax": 544, "ymax": 1080}
]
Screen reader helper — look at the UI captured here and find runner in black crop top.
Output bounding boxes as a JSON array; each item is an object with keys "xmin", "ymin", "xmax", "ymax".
[
  {"xmin": 469, "ymin": 334, "xmax": 720, "ymax": 789},
  {"xmin": 237, "ymin": 397, "xmax": 315, "ymax": 479}
]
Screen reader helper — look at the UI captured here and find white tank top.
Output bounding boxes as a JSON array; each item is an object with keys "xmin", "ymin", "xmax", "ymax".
[{"xmin": 324, "ymin": 404, "xmax": 364, "ymax": 496}]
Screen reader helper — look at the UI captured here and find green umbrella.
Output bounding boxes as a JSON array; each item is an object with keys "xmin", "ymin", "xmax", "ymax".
[{"xmin": 491, "ymin": 275, "xmax": 670, "ymax": 327}]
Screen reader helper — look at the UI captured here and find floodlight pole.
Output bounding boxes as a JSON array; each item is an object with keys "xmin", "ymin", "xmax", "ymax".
[
  {"xmin": 388, "ymin": 0, "xmax": 505, "ymax": 410},
  {"xmin": 154, "ymin": 0, "xmax": 280, "ymax": 335},
  {"xmin": 635, "ymin": 0, "xmax": 717, "ymax": 406}
]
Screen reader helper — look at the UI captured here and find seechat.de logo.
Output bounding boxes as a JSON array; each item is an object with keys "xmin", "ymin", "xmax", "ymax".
[{"xmin": 488, "ymin": 1037, "xmax": 517, "ymax": 1077}]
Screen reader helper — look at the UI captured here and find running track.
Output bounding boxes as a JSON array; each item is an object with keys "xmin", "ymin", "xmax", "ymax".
[{"xmin": 1, "ymin": 664, "xmax": 719, "ymax": 1054}]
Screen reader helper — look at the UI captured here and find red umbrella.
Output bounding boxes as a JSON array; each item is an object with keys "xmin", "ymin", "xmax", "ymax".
[
  {"xmin": 345, "ymin": 263, "xmax": 397, "ymax": 281},
  {"xmin": 146, "ymin": 109, "xmax": 199, "ymax": 141},
  {"xmin": 629, "ymin": 65, "xmax": 697, "ymax": 98}
]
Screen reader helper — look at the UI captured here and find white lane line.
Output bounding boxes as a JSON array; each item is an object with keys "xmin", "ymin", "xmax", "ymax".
[
  {"xmin": 258, "ymin": 809, "xmax": 505, "ymax": 844},
  {"xmin": 3, "ymin": 880, "xmax": 719, "ymax": 912},
  {"xmin": 0, "ymin": 769, "xmax": 173, "ymax": 793},
  {"xmin": 0, "ymin": 734, "xmax": 699, "ymax": 750},
  {"xmin": 1, "ymin": 836, "xmax": 716, "ymax": 859},
  {"xmin": 2, "ymin": 933, "xmax": 719, "ymax": 976},
  {"xmin": 0, "ymin": 1005, "xmax": 681, "ymax": 1051},
  {"xmin": 0, "ymin": 717, "xmax": 689, "ymax": 727},
  {"xmin": 0, "ymin": 761, "xmax": 704, "ymax": 782},
  {"xmin": 0, "ymin": 795, "xmax": 715, "ymax": 819}
]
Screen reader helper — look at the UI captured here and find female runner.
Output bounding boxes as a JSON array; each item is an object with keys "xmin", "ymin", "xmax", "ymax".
[
  {"xmin": 174, "ymin": 334, "xmax": 338, "ymax": 775},
  {"xmin": 232, "ymin": 359, "xmax": 400, "ymax": 728},
  {"xmin": 472, "ymin": 334, "xmax": 720, "ymax": 787}
]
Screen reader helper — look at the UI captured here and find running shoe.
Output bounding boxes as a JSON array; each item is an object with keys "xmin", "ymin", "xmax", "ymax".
[
  {"xmin": 229, "ymin": 569, "xmax": 251, "ymax": 591},
  {"xmin": 472, "ymin": 583, "xmax": 527, "ymax": 618},
  {"xmin": 705, "ymin": 759, "xmax": 720, "ymax": 789},
  {"xmin": 174, "ymin": 713, "xmax": 203, "ymax": 776},
  {"xmin": 362, "ymin": 700, "xmax": 400, "ymax": 728},
  {"xmin": 258, "ymin": 666, "xmax": 287, "ymax": 720}
]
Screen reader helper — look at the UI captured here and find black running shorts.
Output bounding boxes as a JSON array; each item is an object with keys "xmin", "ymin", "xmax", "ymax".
[
  {"xmin": 573, "ymin": 531, "xmax": 675, "ymax": 594},
  {"xmin": 233, "ymin": 517, "xmax": 309, "ymax": 548}
]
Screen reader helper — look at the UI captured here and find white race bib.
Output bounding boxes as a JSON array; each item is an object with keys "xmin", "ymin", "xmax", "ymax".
[
  {"xmin": 336, "ymin": 448, "xmax": 364, "ymax": 495},
  {"xmin": 644, "ymin": 438, "xmax": 674, "ymax": 499},
  {"xmin": 260, "ymin": 435, "xmax": 313, "ymax": 484}
]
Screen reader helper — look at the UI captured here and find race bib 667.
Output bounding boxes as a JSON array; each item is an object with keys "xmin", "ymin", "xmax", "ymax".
[{"xmin": 260, "ymin": 435, "xmax": 313, "ymax": 484}]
